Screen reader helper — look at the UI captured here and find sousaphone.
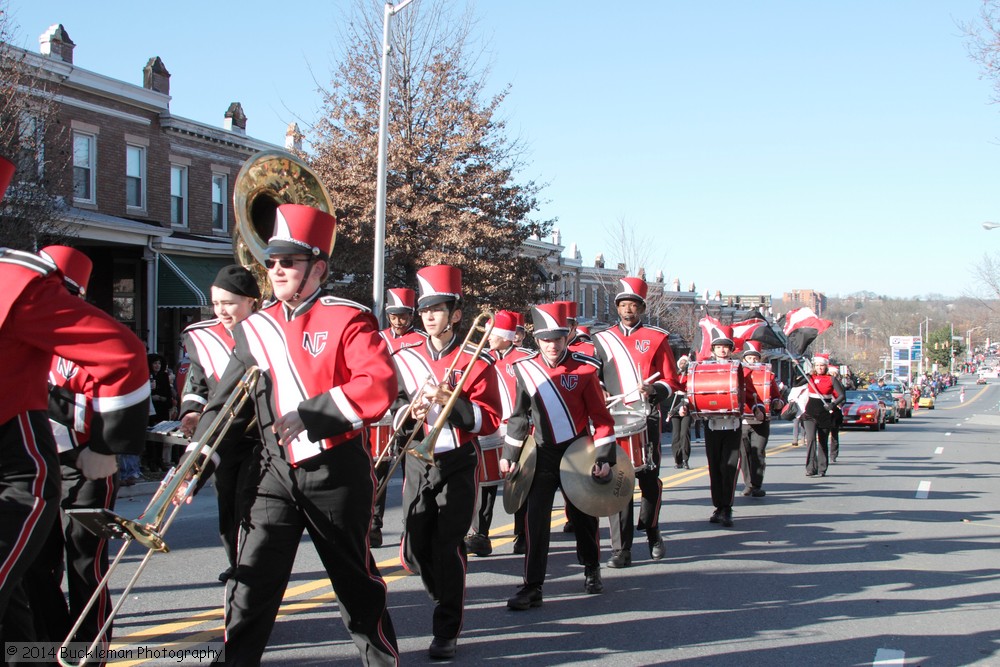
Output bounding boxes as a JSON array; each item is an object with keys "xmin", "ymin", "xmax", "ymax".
[{"xmin": 232, "ymin": 150, "xmax": 334, "ymax": 298}]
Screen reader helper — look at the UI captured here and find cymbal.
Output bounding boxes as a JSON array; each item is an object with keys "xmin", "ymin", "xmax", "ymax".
[
  {"xmin": 502, "ymin": 434, "xmax": 537, "ymax": 514},
  {"xmin": 559, "ymin": 436, "xmax": 635, "ymax": 518}
]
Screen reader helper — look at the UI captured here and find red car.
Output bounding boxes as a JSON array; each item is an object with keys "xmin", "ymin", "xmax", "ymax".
[{"xmin": 841, "ymin": 390, "xmax": 887, "ymax": 431}]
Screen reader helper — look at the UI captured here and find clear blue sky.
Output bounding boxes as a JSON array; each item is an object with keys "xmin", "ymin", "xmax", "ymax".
[{"xmin": 8, "ymin": 0, "xmax": 1000, "ymax": 300}]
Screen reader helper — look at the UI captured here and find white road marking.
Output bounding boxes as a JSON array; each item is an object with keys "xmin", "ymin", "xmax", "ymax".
[
  {"xmin": 934, "ymin": 447, "xmax": 944, "ymax": 454},
  {"xmin": 945, "ymin": 432, "xmax": 951, "ymax": 436},
  {"xmin": 916, "ymin": 481, "xmax": 931, "ymax": 499},
  {"xmin": 873, "ymin": 648, "xmax": 906, "ymax": 665}
]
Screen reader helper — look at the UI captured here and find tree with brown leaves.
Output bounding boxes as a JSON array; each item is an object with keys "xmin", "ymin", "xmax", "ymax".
[
  {"xmin": 308, "ymin": 0, "xmax": 553, "ymax": 316},
  {"xmin": 0, "ymin": 4, "xmax": 71, "ymax": 249}
]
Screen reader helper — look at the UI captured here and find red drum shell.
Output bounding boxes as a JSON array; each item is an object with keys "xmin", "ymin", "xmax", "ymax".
[
  {"xmin": 686, "ymin": 362, "xmax": 744, "ymax": 417},
  {"xmin": 368, "ymin": 417, "xmax": 393, "ymax": 458},
  {"xmin": 477, "ymin": 432, "xmax": 505, "ymax": 486},
  {"xmin": 612, "ymin": 411, "xmax": 651, "ymax": 471},
  {"xmin": 743, "ymin": 364, "xmax": 775, "ymax": 423}
]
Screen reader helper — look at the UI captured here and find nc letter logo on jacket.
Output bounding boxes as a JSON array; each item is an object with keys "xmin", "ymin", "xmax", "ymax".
[
  {"xmin": 303, "ymin": 331, "xmax": 328, "ymax": 357},
  {"xmin": 560, "ymin": 375, "xmax": 579, "ymax": 391},
  {"xmin": 635, "ymin": 340, "xmax": 650, "ymax": 354}
]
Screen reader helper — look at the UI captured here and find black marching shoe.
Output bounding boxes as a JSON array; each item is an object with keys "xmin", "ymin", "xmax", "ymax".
[
  {"xmin": 370, "ymin": 526, "xmax": 383, "ymax": 549},
  {"xmin": 584, "ymin": 565, "xmax": 603, "ymax": 594},
  {"xmin": 721, "ymin": 507, "xmax": 734, "ymax": 528},
  {"xmin": 709, "ymin": 508, "xmax": 722, "ymax": 524},
  {"xmin": 464, "ymin": 533, "xmax": 493, "ymax": 557},
  {"xmin": 648, "ymin": 529, "xmax": 665, "ymax": 560},
  {"xmin": 607, "ymin": 548, "xmax": 632, "ymax": 569},
  {"xmin": 428, "ymin": 637, "xmax": 457, "ymax": 660},
  {"xmin": 750, "ymin": 488, "xmax": 766, "ymax": 497},
  {"xmin": 512, "ymin": 533, "xmax": 526, "ymax": 555},
  {"xmin": 507, "ymin": 584, "xmax": 543, "ymax": 610}
]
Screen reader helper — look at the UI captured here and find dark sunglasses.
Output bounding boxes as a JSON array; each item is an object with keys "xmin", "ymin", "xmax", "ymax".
[{"xmin": 264, "ymin": 258, "xmax": 310, "ymax": 270}]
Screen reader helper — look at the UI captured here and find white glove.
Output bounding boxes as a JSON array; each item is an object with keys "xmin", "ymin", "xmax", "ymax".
[{"xmin": 76, "ymin": 448, "xmax": 119, "ymax": 481}]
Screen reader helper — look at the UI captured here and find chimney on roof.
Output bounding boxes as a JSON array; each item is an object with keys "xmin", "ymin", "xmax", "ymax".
[
  {"xmin": 39, "ymin": 24, "xmax": 75, "ymax": 64},
  {"xmin": 285, "ymin": 122, "xmax": 304, "ymax": 152},
  {"xmin": 143, "ymin": 57, "xmax": 170, "ymax": 95},
  {"xmin": 224, "ymin": 103, "xmax": 247, "ymax": 135}
]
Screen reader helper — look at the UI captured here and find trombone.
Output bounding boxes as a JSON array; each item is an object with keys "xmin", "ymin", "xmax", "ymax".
[
  {"xmin": 374, "ymin": 312, "xmax": 495, "ymax": 500},
  {"xmin": 57, "ymin": 367, "xmax": 261, "ymax": 667}
]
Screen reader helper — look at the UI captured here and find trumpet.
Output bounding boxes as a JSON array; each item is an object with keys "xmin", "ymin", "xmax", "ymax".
[
  {"xmin": 57, "ymin": 367, "xmax": 261, "ymax": 667},
  {"xmin": 375, "ymin": 312, "xmax": 495, "ymax": 500}
]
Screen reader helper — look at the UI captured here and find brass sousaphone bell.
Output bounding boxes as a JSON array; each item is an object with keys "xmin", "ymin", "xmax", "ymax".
[{"xmin": 233, "ymin": 150, "xmax": 335, "ymax": 297}]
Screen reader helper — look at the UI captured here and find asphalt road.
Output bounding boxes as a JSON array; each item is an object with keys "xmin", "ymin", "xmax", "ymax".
[{"xmin": 102, "ymin": 376, "xmax": 1000, "ymax": 666}]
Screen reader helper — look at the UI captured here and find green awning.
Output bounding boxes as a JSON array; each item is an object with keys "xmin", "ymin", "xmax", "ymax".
[{"xmin": 158, "ymin": 254, "xmax": 232, "ymax": 308}]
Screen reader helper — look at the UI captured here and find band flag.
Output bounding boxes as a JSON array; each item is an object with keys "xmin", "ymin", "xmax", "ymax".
[
  {"xmin": 731, "ymin": 308, "xmax": 784, "ymax": 351},
  {"xmin": 692, "ymin": 315, "xmax": 726, "ymax": 360},
  {"xmin": 781, "ymin": 307, "xmax": 832, "ymax": 356}
]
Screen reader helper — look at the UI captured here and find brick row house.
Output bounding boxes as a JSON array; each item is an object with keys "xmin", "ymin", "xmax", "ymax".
[{"xmin": 8, "ymin": 24, "xmax": 285, "ymax": 367}]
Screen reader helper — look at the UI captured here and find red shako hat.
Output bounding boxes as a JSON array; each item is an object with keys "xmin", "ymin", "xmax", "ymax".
[
  {"xmin": 490, "ymin": 310, "xmax": 518, "ymax": 342},
  {"xmin": 555, "ymin": 300, "xmax": 578, "ymax": 322},
  {"xmin": 385, "ymin": 287, "xmax": 416, "ymax": 314},
  {"xmin": 531, "ymin": 302, "xmax": 570, "ymax": 340},
  {"xmin": 0, "ymin": 156, "xmax": 14, "ymax": 200},
  {"xmin": 711, "ymin": 324, "xmax": 735, "ymax": 349},
  {"xmin": 416, "ymin": 265, "xmax": 462, "ymax": 309},
  {"xmin": 615, "ymin": 277, "xmax": 648, "ymax": 305},
  {"xmin": 39, "ymin": 245, "xmax": 92, "ymax": 297},
  {"xmin": 266, "ymin": 204, "xmax": 336, "ymax": 259}
]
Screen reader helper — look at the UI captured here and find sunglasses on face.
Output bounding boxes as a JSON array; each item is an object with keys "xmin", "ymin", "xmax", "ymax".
[{"xmin": 264, "ymin": 258, "xmax": 310, "ymax": 270}]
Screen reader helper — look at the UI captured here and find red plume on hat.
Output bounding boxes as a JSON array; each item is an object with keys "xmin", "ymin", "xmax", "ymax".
[
  {"xmin": 555, "ymin": 300, "xmax": 578, "ymax": 321},
  {"xmin": 490, "ymin": 310, "xmax": 518, "ymax": 342},
  {"xmin": 0, "ymin": 156, "xmax": 14, "ymax": 200},
  {"xmin": 416, "ymin": 265, "xmax": 462, "ymax": 309},
  {"xmin": 512, "ymin": 311, "xmax": 526, "ymax": 332},
  {"xmin": 385, "ymin": 287, "xmax": 416, "ymax": 314},
  {"xmin": 39, "ymin": 246, "xmax": 92, "ymax": 297},
  {"xmin": 266, "ymin": 204, "xmax": 337, "ymax": 259},
  {"xmin": 531, "ymin": 302, "xmax": 570, "ymax": 340},
  {"xmin": 615, "ymin": 277, "xmax": 647, "ymax": 305}
]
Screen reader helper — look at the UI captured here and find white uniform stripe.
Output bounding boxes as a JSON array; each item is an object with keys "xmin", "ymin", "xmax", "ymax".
[
  {"xmin": 244, "ymin": 313, "xmax": 324, "ymax": 463},
  {"xmin": 330, "ymin": 386, "xmax": 363, "ymax": 431},
  {"xmin": 594, "ymin": 332, "xmax": 642, "ymax": 396},
  {"xmin": 518, "ymin": 358, "xmax": 576, "ymax": 443},
  {"xmin": 92, "ymin": 382, "xmax": 151, "ymax": 413},
  {"xmin": 187, "ymin": 327, "xmax": 233, "ymax": 381},
  {"xmin": 73, "ymin": 393, "xmax": 87, "ymax": 433}
]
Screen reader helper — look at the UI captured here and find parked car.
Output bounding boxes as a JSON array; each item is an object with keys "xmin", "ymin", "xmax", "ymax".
[
  {"xmin": 882, "ymin": 383, "xmax": 913, "ymax": 418},
  {"xmin": 871, "ymin": 390, "xmax": 899, "ymax": 423},
  {"xmin": 841, "ymin": 390, "xmax": 887, "ymax": 431}
]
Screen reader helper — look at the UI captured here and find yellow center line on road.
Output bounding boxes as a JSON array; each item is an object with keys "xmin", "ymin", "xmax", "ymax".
[
  {"xmin": 940, "ymin": 383, "xmax": 989, "ymax": 409},
  {"xmin": 113, "ymin": 438, "xmax": 804, "ymax": 659}
]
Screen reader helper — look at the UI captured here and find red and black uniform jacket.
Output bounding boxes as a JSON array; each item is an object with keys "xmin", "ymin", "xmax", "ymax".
[
  {"xmin": 380, "ymin": 326, "xmax": 428, "ymax": 353},
  {"xmin": 1, "ymin": 249, "xmax": 149, "ymax": 455},
  {"xmin": 802, "ymin": 373, "xmax": 846, "ymax": 429},
  {"xmin": 490, "ymin": 345, "xmax": 534, "ymax": 423},
  {"xmin": 568, "ymin": 332, "xmax": 597, "ymax": 358},
  {"xmin": 502, "ymin": 350, "xmax": 617, "ymax": 463},
  {"xmin": 189, "ymin": 290, "xmax": 397, "ymax": 467},
  {"xmin": 180, "ymin": 318, "xmax": 235, "ymax": 416},
  {"xmin": 593, "ymin": 321, "xmax": 682, "ymax": 409},
  {"xmin": 392, "ymin": 333, "xmax": 502, "ymax": 455},
  {"xmin": 48, "ymin": 358, "xmax": 95, "ymax": 456}
]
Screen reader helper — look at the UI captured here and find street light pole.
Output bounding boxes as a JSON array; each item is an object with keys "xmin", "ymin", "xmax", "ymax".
[
  {"xmin": 845, "ymin": 312, "xmax": 859, "ymax": 356},
  {"xmin": 920, "ymin": 316, "xmax": 932, "ymax": 375},
  {"xmin": 373, "ymin": 0, "xmax": 418, "ymax": 325}
]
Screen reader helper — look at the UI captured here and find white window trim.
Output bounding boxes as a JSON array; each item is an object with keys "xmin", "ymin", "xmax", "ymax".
[
  {"xmin": 211, "ymin": 172, "xmax": 228, "ymax": 233},
  {"xmin": 170, "ymin": 164, "xmax": 188, "ymax": 228},
  {"xmin": 125, "ymin": 143, "xmax": 146, "ymax": 212},
  {"xmin": 72, "ymin": 131, "xmax": 97, "ymax": 205}
]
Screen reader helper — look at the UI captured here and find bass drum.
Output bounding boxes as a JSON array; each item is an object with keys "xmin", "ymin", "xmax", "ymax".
[
  {"xmin": 742, "ymin": 363, "xmax": 775, "ymax": 424},
  {"xmin": 686, "ymin": 361, "xmax": 744, "ymax": 418},
  {"xmin": 477, "ymin": 431, "xmax": 505, "ymax": 487}
]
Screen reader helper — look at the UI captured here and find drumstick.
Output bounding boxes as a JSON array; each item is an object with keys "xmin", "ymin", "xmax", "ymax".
[{"xmin": 605, "ymin": 372, "xmax": 662, "ymax": 408}]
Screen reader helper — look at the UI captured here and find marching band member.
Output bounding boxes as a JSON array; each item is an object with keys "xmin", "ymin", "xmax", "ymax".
[
  {"xmin": 371, "ymin": 287, "xmax": 427, "ymax": 548},
  {"xmin": 391, "ymin": 264, "xmax": 501, "ymax": 660},
  {"xmin": 21, "ymin": 247, "xmax": 126, "ymax": 651},
  {"xmin": 465, "ymin": 310, "xmax": 531, "ymax": 557},
  {"xmin": 592, "ymin": 277, "xmax": 682, "ymax": 567},
  {"xmin": 501, "ymin": 302, "xmax": 617, "ymax": 609},
  {"xmin": 801, "ymin": 352, "xmax": 845, "ymax": 477},
  {"xmin": 559, "ymin": 300, "xmax": 596, "ymax": 357},
  {"xmin": 702, "ymin": 330, "xmax": 762, "ymax": 527},
  {"xmin": 181, "ymin": 204, "xmax": 399, "ymax": 665},
  {"xmin": 177, "ymin": 265, "xmax": 261, "ymax": 584},
  {"xmin": 669, "ymin": 355, "xmax": 693, "ymax": 469},
  {"xmin": 738, "ymin": 342, "xmax": 783, "ymax": 498},
  {"xmin": 0, "ymin": 154, "xmax": 149, "ymax": 641}
]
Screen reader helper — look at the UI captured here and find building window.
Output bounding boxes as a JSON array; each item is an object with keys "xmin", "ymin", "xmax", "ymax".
[
  {"xmin": 211, "ymin": 173, "xmax": 228, "ymax": 232},
  {"xmin": 73, "ymin": 132, "xmax": 96, "ymax": 203},
  {"xmin": 126, "ymin": 144, "xmax": 145, "ymax": 209},
  {"xmin": 112, "ymin": 263, "xmax": 136, "ymax": 331},
  {"xmin": 170, "ymin": 165, "xmax": 187, "ymax": 227}
]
